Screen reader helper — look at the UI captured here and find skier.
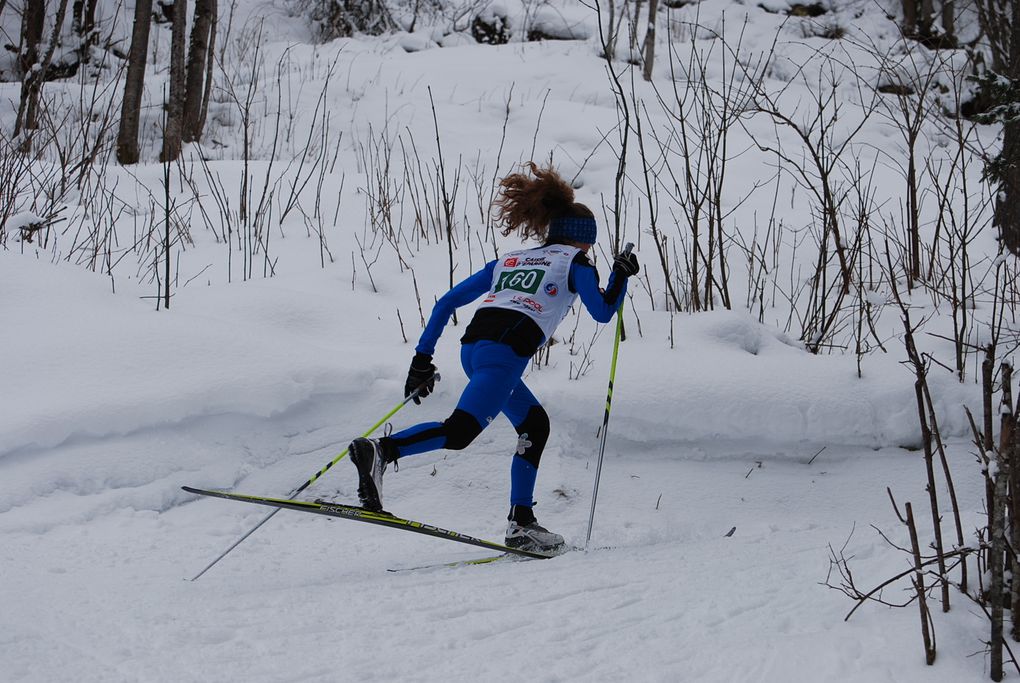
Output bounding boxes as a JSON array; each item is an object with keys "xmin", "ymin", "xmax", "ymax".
[{"xmin": 348, "ymin": 163, "xmax": 640, "ymax": 553}]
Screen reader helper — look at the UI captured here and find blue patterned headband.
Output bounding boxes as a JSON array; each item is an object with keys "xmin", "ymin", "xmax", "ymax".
[{"xmin": 548, "ymin": 216, "xmax": 597, "ymax": 244}]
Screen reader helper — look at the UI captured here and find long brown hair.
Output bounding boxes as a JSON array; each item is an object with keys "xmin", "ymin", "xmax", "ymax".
[{"xmin": 492, "ymin": 162, "xmax": 593, "ymax": 242}]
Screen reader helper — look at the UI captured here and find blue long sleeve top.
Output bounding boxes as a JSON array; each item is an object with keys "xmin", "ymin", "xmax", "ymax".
[{"xmin": 415, "ymin": 252, "xmax": 628, "ymax": 357}]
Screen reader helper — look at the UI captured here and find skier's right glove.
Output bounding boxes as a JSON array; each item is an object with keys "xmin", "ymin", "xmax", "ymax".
[
  {"xmin": 405, "ymin": 352, "xmax": 437, "ymax": 404},
  {"xmin": 613, "ymin": 251, "xmax": 640, "ymax": 278}
]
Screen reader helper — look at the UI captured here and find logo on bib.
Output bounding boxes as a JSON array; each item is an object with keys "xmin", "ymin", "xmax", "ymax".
[
  {"xmin": 510, "ymin": 295, "xmax": 544, "ymax": 312},
  {"xmin": 504, "ymin": 257, "xmax": 519, "ymax": 267},
  {"xmin": 544, "ymin": 282, "xmax": 558, "ymax": 296}
]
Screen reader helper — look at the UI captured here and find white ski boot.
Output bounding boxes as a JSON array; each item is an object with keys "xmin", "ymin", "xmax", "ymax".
[{"xmin": 504, "ymin": 505, "xmax": 565, "ymax": 553}]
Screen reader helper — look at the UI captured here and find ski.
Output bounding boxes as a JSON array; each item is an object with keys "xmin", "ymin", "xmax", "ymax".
[
  {"xmin": 390, "ymin": 543, "xmax": 586, "ymax": 572},
  {"xmin": 387, "ymin": 553, "xmax": 514, "ymax": 573},
  {"xmin": 182, "ymin": 486, "xmax": 556, "ymax": 560}
]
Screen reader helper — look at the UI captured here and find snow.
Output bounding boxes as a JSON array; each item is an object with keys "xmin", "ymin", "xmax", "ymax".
[
  {"xmin": 0, "ymin": 0, "xmax": 1009, "ymax": 680},
  {"xmin": 6, "ymin": 212, "xmax": 45, "ymax": 232}
]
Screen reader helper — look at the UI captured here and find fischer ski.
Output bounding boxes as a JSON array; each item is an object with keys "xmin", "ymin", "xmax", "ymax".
[{"xmin": 182, "ymin": 486, "xmax": 556, "ymax": 561}]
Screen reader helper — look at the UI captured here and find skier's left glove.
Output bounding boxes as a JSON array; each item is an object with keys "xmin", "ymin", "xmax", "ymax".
[
  {"xmin": 405, "ymin": 352, "xmax": 437, "ymax": 404},
  {"xmin": 613, "ymin": 251, "xmax": 640, "ymax": 278}
]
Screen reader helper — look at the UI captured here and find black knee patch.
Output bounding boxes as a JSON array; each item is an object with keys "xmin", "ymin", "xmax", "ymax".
[
  {"xmin": 515, "ymin": 405, "xmax": 549, "ymax": 468},
  {"xmin": 443, "ymin": 409, "xmax": 484, "ymax": 450}
]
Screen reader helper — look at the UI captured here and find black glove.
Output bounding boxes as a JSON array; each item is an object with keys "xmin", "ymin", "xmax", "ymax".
[
  {"xmin": 613, "ymin": 251, "xmax": 640, "ymax": 278},
  {"xmin": 405, "ymin": 352, "xmax": 437, "ymax": 404}
]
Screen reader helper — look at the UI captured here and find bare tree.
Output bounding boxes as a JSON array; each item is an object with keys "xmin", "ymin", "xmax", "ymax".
[
  {"xmin": 975, "ymin": 0, "xmax": 1020, "ymax": 254},
  {"xmin": 990, "ymin": 363, "xmax": 1014, "ymax": 680},
  {"xmin": 19, "ymin": 0, "xmax": 45, "ymax": 80},
  {"xmin": 183, "ymin": 0, "xmax": 217, "ymax": 142},
  {"xmin": 900, "ymin": 0, "xmax": 934, "ymax": 39},
  {"xmin": 889, "ymin": 279, "xmax": 952, "ymax": 613},
  {"xmin": 72, "ymin": 0, "xmax": 100, "ymax": 63},
  {"xmin": 993, "ymin": 4, "xmax": 1020, "ymax": 254},
  {"xmin": 901, "ymin": 0, "xmax": 918, "ymax": 36},
  {"xmin": 918, "ymin": 0, "xmax": 934, "ymax": 38},
  {"xmin": 641, "ymin": 0, "xmax": 658, "ymax": 82},
  {"xmin": 896, "ymin": 1, "xmax": 958, "ymax": 45},
  {"xmin": 975, "ymin": 0, "xmax": 1012, "ymax": 71},
  {"xmin": 941, "ymin": 0, "xmax": 955, "ymax": 43},
  {"xmin": 651, "ymin": 18, "xmax": 762, "ymax": 312},
  {"xmin": 160, "ymin": 0, "xmax": 188, "ymax": 162},
  {"xmin": 117, "ymin": 0, "xmax": 154, "ymax": 164},
  {"xmin": 745, "ymin": 47, "xmax": 879, "ymax": 350},
  {"xmin": 892, "ymin": 495, "xmax": 937, "ymax": 664},
  {"xmin": 594, "ymin": 0, "xmax": 631, "ymax": 253},
  {"xmin": 15, "ymin": 0, "xmax": 73, "ymax": 140},
  {"xmin": 594, "ymin": 0, "xmax": 626, "ymax": 62}
]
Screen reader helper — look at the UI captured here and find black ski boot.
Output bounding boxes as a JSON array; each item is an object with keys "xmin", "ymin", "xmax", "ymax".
[
  {"xmin": 349, "ymin": 438, "xmax": 398, "ymax": 512},
  {"xmin": 504, "ymin": 505, "xmax": 565, "ymax": 553}
]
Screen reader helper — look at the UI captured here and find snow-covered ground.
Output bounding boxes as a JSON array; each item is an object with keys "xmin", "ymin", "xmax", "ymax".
[
  {"xmin": 1, "ymin": 0, "xmax": 1009, "ymax": 679},
  {"xmin": 0, "ymin": 247, "xmax": 993, "ymax": 681}
]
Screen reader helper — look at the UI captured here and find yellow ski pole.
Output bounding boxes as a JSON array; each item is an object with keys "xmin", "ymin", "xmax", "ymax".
[
  {"xmin": 188, "ymin": 374, "xmax": 438, "ymax": 580},
  {"xmin": 585, "ymin": 243, "xmax": 633, "ymax": 550}
]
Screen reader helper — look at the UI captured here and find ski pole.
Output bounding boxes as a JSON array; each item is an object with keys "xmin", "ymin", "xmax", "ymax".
[
  {"xmin": 188, "ymin": 374, "xmax": 439, "ymax": 581},
  {"xmin": 585, "ymin": 243, "xmax": 633, "ymax": 551}
]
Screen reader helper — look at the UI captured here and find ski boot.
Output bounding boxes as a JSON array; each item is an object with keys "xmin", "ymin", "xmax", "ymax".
[
  {"xmin": 505, "ymin": 505, "xmax": 565, "ymax": 554},
  {"xmin": 349, "ymin": 437, "xmax": 398, "ymax": 512}
]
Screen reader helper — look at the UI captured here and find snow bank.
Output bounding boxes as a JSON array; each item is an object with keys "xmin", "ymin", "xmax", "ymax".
[
  {"xmin": 524, "ymin": 308, "xmax": 978, "ymax": 455},
  {"xmin": 1, "ymin": 248, "xmax": 977, "ymax": 475}
]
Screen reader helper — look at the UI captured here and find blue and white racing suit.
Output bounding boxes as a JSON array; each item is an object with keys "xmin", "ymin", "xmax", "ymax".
[{"xmin": 383, "ymin": 242, "xmax": 628, "ymax": 507}]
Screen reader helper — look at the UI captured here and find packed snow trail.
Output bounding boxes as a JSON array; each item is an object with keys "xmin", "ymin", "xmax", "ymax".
[
  {"xmin": 0, "ymin": 248, "xmax": 991, "ymax": 681},
  {"xmin": 0, "ymin": 403, "xmax": 988, "ymax": 681}
]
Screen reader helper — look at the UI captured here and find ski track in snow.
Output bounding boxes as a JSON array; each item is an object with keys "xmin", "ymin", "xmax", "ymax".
[
  {"xmin": 0, "ymin": 234, "xmax": 993, "ymax": 681},
  {"xmin": 0, "ymin": 404, "xmax": 990, "ymax": 681}
]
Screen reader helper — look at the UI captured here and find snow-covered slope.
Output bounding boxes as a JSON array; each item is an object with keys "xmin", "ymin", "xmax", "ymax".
[
  {"xmin": 0, "ymin": 0, "xmax": 1007, "ymax": 679},
  {"xmin": 0, "ymin": 245, "xmax": 990, "ymax": 682}
]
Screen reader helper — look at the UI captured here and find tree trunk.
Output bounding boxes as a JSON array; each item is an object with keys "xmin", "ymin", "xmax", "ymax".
[
  {"xmin": 19, "ymin": 0, "xmax": 45, "ymax": 78},
  {"xmin": 160, "ymin": 0, "xmax": 188, "ymax": 162},
  {"xmin": 901, "ymin": 0, "xmax": 917, "ymax": 36},
  {"xmin": 905, "ymin": 502, "xmax": 936, "ymax": 665},
  {"xmin": 117, "ymin": 0, "xmax": 154, "ymax": 165},
  {"xmin": 907, "ymin": 149, "xmax": 920, "ymax": 282},
  {"xmin": 73, "ymin": 0, "xmax": 99, "ymax": 63},
  {"xmin": 912, "ymin": 373, "xmax": 950, "ymax": 611},
  {"xmin": 641, "ymin": 0, "xmax": 658, "ymax": 82},
  {"xmin": 183, "ymin": 0, "xmax": 215, "ymax": 142},
  {"xmin": 1000, "ymin": 365, "xmax": 1020, "ymax": 641},
  {"xmin": 199, "ymin": 6, "xmax": 216, "ymax": 135},
  {"xmin": 918, "ymin": 0, "xmax": 934, "ymax": 37},
  {"xmin": 941, "ymin": 0, "xmax": 955, "ymax": 42},
  {"xmin": 992, "ymin": 363, "xmax": 1015, "ymax": 681},
  {"xmin": 14, "ymin": 0, "xmax": 45, "ymax": 138},
  {"xmin": 16, "ymin": 0, "xmax": 72, "ymax": 138},
  {"xmin": 995, "ymin": 0, "xmax": 1020, "ymax": 254},
  {"xmin": 984, "ymin": 345, "xmax": 997, "ymax": 575},
  {"xmin": 991, "ymin": 433, "xmax": 1008, "ymax": 682},
  {"xmin": 604, "ymin": 0, "xmax": 617, "ymax": 60}
]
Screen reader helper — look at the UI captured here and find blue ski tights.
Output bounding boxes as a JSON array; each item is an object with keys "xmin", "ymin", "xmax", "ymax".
[{"xmin": 382, "ymin": 341, "xmax": 549, "ymax": 507}]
